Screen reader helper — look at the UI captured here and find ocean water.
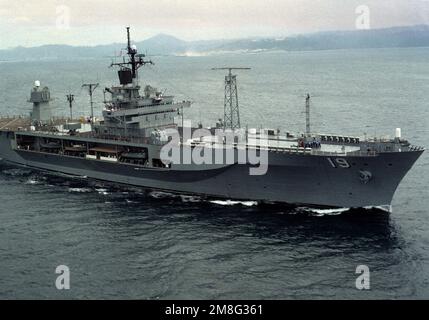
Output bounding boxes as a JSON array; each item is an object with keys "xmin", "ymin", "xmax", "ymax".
[{"xmin": 0, "ymin": 48, "xmax": 428, "ymax": 299}]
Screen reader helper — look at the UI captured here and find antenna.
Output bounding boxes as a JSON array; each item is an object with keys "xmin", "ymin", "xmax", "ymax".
[
  {"xmin": 127, "ymin": 26, "xmax": 131, "ymax": 51},
  {"xmin": 212, "ymin": 67, "xmax": 250, "ymax": 130},
  {"xmin": 126, "ymin": 26, "xmax": 137, "ymax": 79},
  {"xmin": 81, "ymin": 83, "xmax": 99, "ymax": 131},
  {"xmin": 305, "ymin": 93, "xmax": 311, "ymax": 136},
  {"xmin": 66, "ymin": 93, "xmax": 74, "ymax": 120},
  {"xmin": 110, "ymin": 27, "xmax": 153, "ymax": 83}
]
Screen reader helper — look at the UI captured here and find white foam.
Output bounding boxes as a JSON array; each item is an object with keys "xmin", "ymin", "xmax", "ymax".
[
  {"xmin": 297, "ymin": 206, "xmax": 349, "ymax": 216},
  {"xmin": 297, "ymin": 205, "xmax": 392, "ymax": 216},
  {"xmin": 180, "ymin": 195, "xmax": 202, "ymax": 203},
  {"xmin": 210, "ymin": 200, "xmax": 258, "ymax": 207},
  {"xmin": 364, "ymin": 205, "xmax": 392, "ymax": 213},
  {"xmin": 149, "ymin": 191, "xmax": 178, "ymax": 199},
  {"xmin": 95, "ymin": 188, "xmax": 109, "ymax": 195},
  {"xmin": 68, "ymin": 187, "xmax": 92, "ymax": 193},
  {"xmin": 25, "ymin": 179, "xmax": 40, "ymax": 185}
]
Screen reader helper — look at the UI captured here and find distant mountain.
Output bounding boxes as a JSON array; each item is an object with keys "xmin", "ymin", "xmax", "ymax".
[
  {"xmin": 0, "ymin": 44, "xmax": 114, "ymax": 61},
  {"xmin": 136, "ymin": 33, "xmax": 188, "ymax": 55},
  {"xmin": 1, "ymin": 25, "xmax": 429, "ymax": 61},
  {"xmin": 233, "ymin": 25, "xmax": 429, "ymax": 52}
]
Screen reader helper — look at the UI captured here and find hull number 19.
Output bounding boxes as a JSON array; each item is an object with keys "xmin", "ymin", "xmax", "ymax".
[{"xmin": 327, "ymin": 157, "xmax": 351, "ymax": 168}]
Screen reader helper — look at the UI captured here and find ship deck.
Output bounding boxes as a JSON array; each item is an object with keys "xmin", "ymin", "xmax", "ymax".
[
  {"xmin": 0, "ymin": 116, "xmax": 79, "ymax": 131},
  {"xmin": 0, "ymin": 116, "xmax": 31, "ymax": 130},
  {"xmin": 2, "ymin": 116, "xmax": 415, "ymax": 157}
]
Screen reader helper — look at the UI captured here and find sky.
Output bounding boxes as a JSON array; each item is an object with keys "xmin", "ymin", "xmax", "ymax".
[{"xmin": 0, "ymin": 0, "xmax": 428, "ymax": 49}]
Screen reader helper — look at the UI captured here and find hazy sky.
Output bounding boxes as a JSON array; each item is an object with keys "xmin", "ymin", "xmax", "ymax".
[{"xmin": 0, "ymin": 0, "xmax": 428, "ymax": 49}]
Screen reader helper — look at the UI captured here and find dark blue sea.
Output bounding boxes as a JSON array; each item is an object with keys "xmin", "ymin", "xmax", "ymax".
[{"xmin": 0, "ymin": 48, "xmax": 428, "ymax": 299}]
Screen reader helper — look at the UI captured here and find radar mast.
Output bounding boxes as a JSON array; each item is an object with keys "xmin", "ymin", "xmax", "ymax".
[{"xmin": 111, "ymin": 27, "xmax": 153, "ymax": 85}]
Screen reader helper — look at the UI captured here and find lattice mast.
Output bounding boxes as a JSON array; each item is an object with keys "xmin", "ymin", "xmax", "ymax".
[{"xmin": 212, "ymin": 67, "xmax": 250, "ymax": 130}]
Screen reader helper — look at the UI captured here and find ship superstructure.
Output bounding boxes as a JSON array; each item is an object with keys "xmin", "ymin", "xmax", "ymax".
[
  {"xmin": 100, "ymin": 28, "xmax": 190, "ymax": 140},
  {"xmin": 0, "ymin": 28, "xmax": 424, "ymax": 210}
]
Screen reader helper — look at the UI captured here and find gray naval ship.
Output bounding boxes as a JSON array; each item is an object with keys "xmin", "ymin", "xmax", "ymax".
[{"xmin": 0, "ymin": 28, "xmax": 424, "ymax": 211}]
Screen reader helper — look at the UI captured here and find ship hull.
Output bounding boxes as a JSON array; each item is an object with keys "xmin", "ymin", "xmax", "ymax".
[{"xmin": 0, "ymin": 131, "xmax": 423, "ymax": 208}]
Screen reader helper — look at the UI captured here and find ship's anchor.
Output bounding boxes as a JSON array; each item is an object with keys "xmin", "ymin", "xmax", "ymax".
[{"xmin": 359, "ymin": 170, "xmax": 373, "ymax": 184}]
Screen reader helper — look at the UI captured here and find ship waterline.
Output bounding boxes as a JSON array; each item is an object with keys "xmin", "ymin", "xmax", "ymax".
[{"xmin": 0, "ymin": 129, "xmax": 423, "ymax": 208}]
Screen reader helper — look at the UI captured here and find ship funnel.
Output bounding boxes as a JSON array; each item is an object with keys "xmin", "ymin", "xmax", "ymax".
[{"xmin": 395, "ymin": 128, "xmax": 402, "ymax": 139}]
